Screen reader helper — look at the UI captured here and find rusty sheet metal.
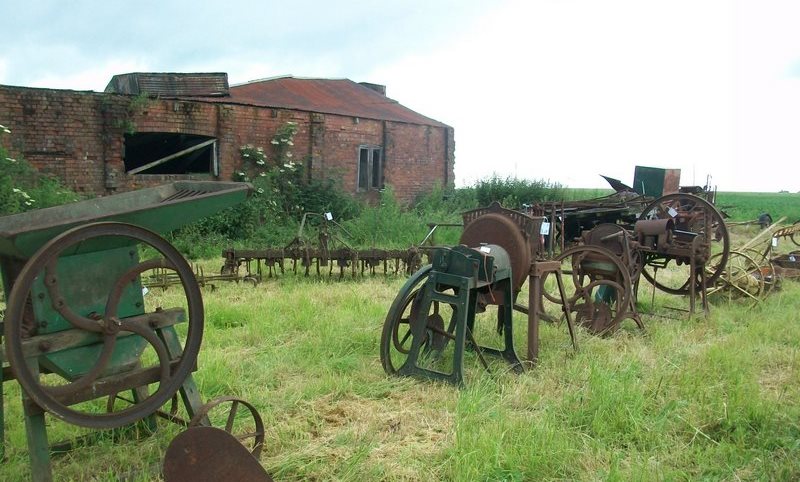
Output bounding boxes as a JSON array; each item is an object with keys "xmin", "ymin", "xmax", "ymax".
[
  {"xmin": 223, "ymin": 77, "xmax": 447, "ymax": 127},
  {"xmin": 163, "ymin": 427, "xmax": 272, "ymax": 482},
  {"xmin": 105, "ymin": 73, "xmax": 229, "ymax": 97},
  {"xmin": 459, "ymin": 213, "xmax": 531, "ymax": 294}
]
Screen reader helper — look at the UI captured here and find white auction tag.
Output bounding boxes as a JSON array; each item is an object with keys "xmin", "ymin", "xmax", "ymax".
[
  {"xmin": 667, "ymin": 207, "xmax": 678, "ymax": 218},
  {"xmin": 772, "ymin": 237, "xmax": 779, "ymax": 247},
  {"xmin": 480, "ymin": 246, "xmax": 491, "ymax": 253},
  {"xmin": 540, "ymin": 221, "xmax": 551, "ymax": 235},
  {"xmin": 324, "ymin": 212, "xmax": 333, "ymax": 221}
]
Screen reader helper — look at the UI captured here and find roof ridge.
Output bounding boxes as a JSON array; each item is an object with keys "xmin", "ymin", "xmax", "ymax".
[{"xmin": 230, "ymin": 75, "xmax": 352, "ymax": 87}]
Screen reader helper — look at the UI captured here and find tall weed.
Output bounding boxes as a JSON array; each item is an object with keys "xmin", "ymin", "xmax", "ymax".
[{"xmin": 0, "ymin": 126, "xmax": 82, "ymax": 215}]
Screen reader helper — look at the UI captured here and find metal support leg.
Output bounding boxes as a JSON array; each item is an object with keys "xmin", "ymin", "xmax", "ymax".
[
  {"xmin": 528, "ymin": 272, "xmax": 542, "ymax": 364},
  {"xmin": 160, "ymin": 326, "xmax": 206, "ymax": 423},
  {"xmin": 22, "ymin": 359, "xmax": 52, "ymax": 482},
  {"xmin": 689, "ymin": 257, "xmax": 697, "ymax": 315},
  {"xmin": 528, "ymin": 261, "xmax": 577, "ymax": 364},
  {"xmin": 700, "ymin": 262, "xmax": 709, "ymax": 316},
  {"xmin": 398, "ymin": 276, "xmax": 470, "ymax": 386}
]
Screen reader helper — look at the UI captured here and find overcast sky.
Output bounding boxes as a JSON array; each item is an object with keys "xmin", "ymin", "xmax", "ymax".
[{"xmin": 2, "ymin": 0, "xmax": 798, "ymax": 192}]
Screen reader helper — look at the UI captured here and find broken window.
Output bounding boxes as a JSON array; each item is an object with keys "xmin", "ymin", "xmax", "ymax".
[
  {"xmin": 357, "ymin": 145, "xmax": 383, "ymax": 191},
  {"xmin": 124, "ymin": 133, "xmax": 218, "ymax": 175}
]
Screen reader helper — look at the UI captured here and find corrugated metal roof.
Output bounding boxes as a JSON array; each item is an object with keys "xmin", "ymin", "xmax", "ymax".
[
  {"xmin": 105, "ymin": 73, "xmax": 229, "ymax": 97},
  {"xmin": 220, "ymin": 76, "xmax": 446, "ymax": 127}
]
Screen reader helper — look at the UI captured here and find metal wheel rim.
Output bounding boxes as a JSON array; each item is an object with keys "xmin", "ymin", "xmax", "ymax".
[
  {"xmin": 706, "ymin": 250, "xmax": 764, "ymax": 303},
  {"xmin": 638, "ymin": 193, "xmax": 730, "ymax": 295},
  {"xmin": 4, "ymin": 222, "xmax": 204, "ymax": 429},
  {"xmin": 380, "ymin": 265, "xmax": 458, "ymax": 375},
  {"xmin": 543, "ymin": 245, "xmax": 632, "ymax": 328},
  {"xmin": 189, "ymin": 396, "xmax": 266, "ymax": 459}
]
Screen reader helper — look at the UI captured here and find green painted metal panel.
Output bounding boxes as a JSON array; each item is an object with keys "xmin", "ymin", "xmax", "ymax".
[
  {"xmin": 633, "ymin": 166, "xmax": 667, "ymax": 197},
  {"xmin": 29, "ymin": 247, "xmax": 148, "ymax": 379},
  {"xmin": 633, "ymin": 166, "xmax": 681, "ymax": 198},
  {"xmin": 0, "ymin": 181, "xmax": 252, "ymax": 259}
]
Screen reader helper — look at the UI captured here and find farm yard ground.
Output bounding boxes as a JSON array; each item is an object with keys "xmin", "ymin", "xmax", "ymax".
[
  {"xmin": 1, "ymin": 191, "xmax": 800, "ymax": 481},
  {"xmin": 2, "ymin": 234, "xmax": 800, "ymax": 481}
]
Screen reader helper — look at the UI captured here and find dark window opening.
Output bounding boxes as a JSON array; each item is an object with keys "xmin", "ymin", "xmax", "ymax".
[
  {"xmin": 124, "ymin": 133, "xmax": 218, "ymax": 175},
  {"xmin": 357, "ymin": 145, "xmax": 383, "ymax": 191}
]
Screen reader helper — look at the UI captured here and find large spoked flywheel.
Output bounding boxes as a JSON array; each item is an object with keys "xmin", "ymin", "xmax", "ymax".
[
  {"xmin": 543, "ymin": 245, "xmax": 635, "ymax": 335},
  {"xmin": 4, "ymin": 222, "xmax": 204, "ymax": 429},
  {"xmin": 638, "ymin": 193, "xmax": 729, "ymax": 295}
]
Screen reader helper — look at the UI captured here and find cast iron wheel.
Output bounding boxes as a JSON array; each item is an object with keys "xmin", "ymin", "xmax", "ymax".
[
  {"xmin": 380, "ymin": 265, "xmax": 455, "ymax": 375},
  {"xmin": 638, "ymin": 193, "xmax": 730, "ymax": 295},
  {"xmin": 189, "ymin": 396, "xmax": 266, "ymax": 458},
  {"xmin": 4, "ymin": 222, "xmax": 204, "ymax": 429},
  {"xmin": 542, "ymin": 245, "xmax": 633, "ymax": 334},
  {"xmin": 572, "ymin": 279, "xmax": 627, "ymax": 335}
]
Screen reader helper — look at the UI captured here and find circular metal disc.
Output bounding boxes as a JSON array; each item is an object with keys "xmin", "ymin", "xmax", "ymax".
[{"xmin": 460, "ymin": 213, "xmax": 531, "ymax": 292}]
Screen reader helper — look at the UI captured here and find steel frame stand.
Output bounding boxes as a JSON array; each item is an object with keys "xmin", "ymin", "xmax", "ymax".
[
  {"xmin": 398, "ymin": 271, "xmax": 521, "ymax": 387},
  {"xmin": 4, "ymin": 323, "xmax": 205, "ymax": 482},
  {"xmin": 528, "ymin": 261, "xmax": 577, "ymax": 364},
  {"xmin": 688, "ymin": 256, "xmax": 709, "ymax": 316}
]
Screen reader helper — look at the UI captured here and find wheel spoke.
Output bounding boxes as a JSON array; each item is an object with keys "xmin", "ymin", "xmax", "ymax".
[
  {"xmin": 225, "ymin": 400, "xmax": 240, "ymax": 433},
  {"xmin": 3, "ymin": 222, "xmax": 204, "ymax": 429}
]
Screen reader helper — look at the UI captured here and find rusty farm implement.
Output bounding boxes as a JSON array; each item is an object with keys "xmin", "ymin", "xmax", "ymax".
[
  {"xmin": 380, "ymin": 202, "xmax": 579, "ymax": 386},
  {"xmin": 217, "ymin": 212, "xmax": 427, "ymax": 282},
  {"xmin": 0, "ymin": 182, "xmax": 267, "ymax": 481}
]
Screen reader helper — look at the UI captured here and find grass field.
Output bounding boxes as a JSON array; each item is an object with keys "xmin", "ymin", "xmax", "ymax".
[
  {"xmin": 2, "ymin": 237, "xmax": 799, "ymax": 480},
  {"xmin": 715, "ymin": 191, "xmax": 800, "ymax": 224},
  {"xmin": 563, "ymin": 188, "xmax": 800, "ymax": 224},
  {"xmin": 2, "ymin": 191, "xmax": 799, "ymax": 480}
]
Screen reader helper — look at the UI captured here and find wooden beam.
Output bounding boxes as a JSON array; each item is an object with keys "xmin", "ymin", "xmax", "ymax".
[{"xmin": 128, "ymin": 139, "xmax": 216, "ymax": 175}]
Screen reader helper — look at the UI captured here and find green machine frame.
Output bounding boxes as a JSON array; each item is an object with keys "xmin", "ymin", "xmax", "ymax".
[
  {"xmin": 395, "ymin": 244, "xmax": 524, "ymax": 386},
  {"xmin": 0, "ymin": 181, "xmax": 251, "ymax": 481}
]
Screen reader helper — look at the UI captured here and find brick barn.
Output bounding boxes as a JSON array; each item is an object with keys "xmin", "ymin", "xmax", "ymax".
[{"xmin": 0, "ymin": 73, "xmax": 454, "ymax": 203}]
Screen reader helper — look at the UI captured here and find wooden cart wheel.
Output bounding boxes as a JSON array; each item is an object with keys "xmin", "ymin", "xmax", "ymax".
[
  {"xmin": 3, "ymin": 222, "xmax": 204, "ymax": 429},
  {"xmin": 189, "ymin": 396, "xmax": 266, "ymax": 458},
  {"xmin": 741, "ymin": 247, "xmax": 778, "ymax": 294},
  {"xmin": 705, "ymin": 250, "xmax": 764, "ymax": 306},
  {"xmin": 638, "ymin": 193, "xmax": 730, "ymax": 295}
]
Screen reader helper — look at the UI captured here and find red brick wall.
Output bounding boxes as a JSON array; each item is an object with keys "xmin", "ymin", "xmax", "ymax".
[{"xmin": 0, "ymin": 84, "xmax": 453, "ymax": 203}]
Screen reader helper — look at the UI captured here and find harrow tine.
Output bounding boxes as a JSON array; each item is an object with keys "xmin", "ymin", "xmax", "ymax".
[{"xmin": 216, "ymin": 248, "xmax": 428, "ymax": 282}]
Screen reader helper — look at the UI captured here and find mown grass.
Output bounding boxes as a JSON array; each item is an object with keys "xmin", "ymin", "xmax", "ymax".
[{"xmin": 3, "ymin": 252, "xmax": 799, "ymax": 480}]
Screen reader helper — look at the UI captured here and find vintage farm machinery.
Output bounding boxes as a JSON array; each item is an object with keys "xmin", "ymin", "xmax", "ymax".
[
  {"xmin": 634, "ymin": 193, "xmax": 729, "ymax": 314},
  {"xmin": 219, "ymin": 212, "xmax": 424, "ymax": 281},
  {"xmin": 380, "ymin": 203, "xmax": 577, "ymax": 386},
  {"xmin": 535, "ymin": 182, "xmax": 730, "ymax": 316},
  {"xmin": 532, "ymin": 192, "xmax": 729, "ymax": 324},
  {"xmin": 544, "ymin": 223, "xmax": 644, "ymax": 335},
  {"xmin": 703, "ymin": 218, "xmax": 800, "ymax": 305},
  {"xmin": 0, "ymin": 182, "xmax": 266, "ymax": 481},
  {"xmin": 379, "ymin": 191, "xmax": 732, "ymax": 386}
]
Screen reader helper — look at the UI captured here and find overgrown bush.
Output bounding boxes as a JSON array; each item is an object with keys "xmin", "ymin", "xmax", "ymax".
[
  {"xmin": 171, "ymin": 122, "xmax": 364, "ymax": 258},
  {"xmin": 341, "ymin": 186, "xmax": 423, "ymax": 248},
  {"xmin": 474, "ymin": 175, "xmax": 565, "ymax": 208},
  {"xmin": 0, "ymin": 124, "xmax": 81, "ymax": 216}
]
